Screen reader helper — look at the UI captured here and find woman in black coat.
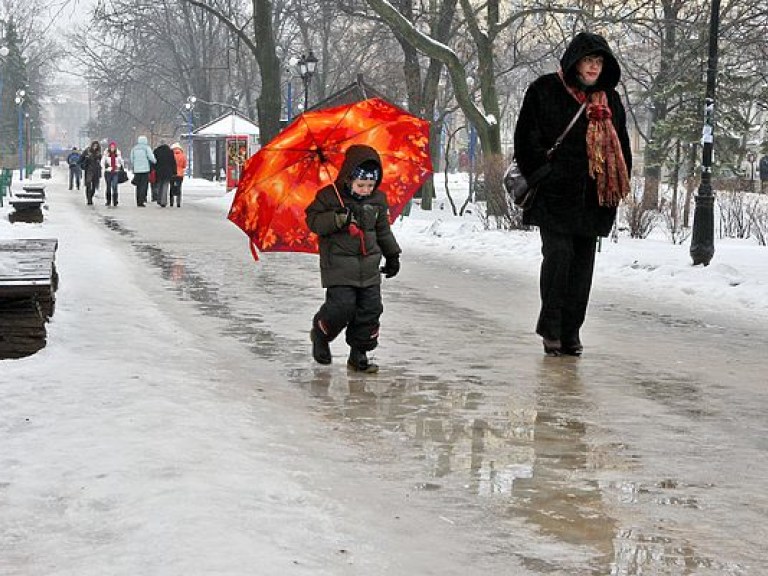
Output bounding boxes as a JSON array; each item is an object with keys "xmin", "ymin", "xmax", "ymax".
[
  {"xmin": 80, "ymin": 140, "xmax": 102, "ymax": 205},
  {"xmin": 514, "ymin": 32, "xmax": 632, "ymax": 356},
  {"xmin": 153, "ymin": 144, "xmax": 176, "ymax": 207}
]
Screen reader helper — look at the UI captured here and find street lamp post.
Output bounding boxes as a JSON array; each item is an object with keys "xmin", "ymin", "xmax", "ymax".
[
  {"xmin": 14, "ymin": 89, "xmax": 25, "ymax": 180},
  {"xmin": 690, "ymin": 0, "xmax": 721, "ymax": 266},
  {"xmin": 184, "ymin": 96, "xmax": 196, "ymax": 177},
  {"xmin": 285, "ymin": 56, "xmax": 299, "ymax": 122},
  {"xmin": 0, "ymin": 32, "xmax": 9, "ymax": 144},
  {"xmin": 25, "ymin": 112, "xmax": 30, "ymax": 172},
  {"xmin": 297, "ymin": 51, "xmax": 318, "ymax": 110}
]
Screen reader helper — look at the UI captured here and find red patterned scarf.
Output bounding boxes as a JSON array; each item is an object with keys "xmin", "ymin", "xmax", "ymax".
[{"xmin": 559, "ymin": 72, "xmax": 630, "ymax": 206}]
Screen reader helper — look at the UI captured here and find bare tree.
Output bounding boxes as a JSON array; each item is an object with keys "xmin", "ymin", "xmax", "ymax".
[{"xmin": 183, "ymin": 0, "xmax": 282, "ymax": 144}]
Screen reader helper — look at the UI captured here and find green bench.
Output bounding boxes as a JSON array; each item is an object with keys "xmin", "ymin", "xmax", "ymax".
[{"xmin": 0, "ymin": 168, "xmax": 12, "ymax": 207}]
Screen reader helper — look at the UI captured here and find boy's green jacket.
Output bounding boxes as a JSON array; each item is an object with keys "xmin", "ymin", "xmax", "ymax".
[{"xmin": 305, "ymin": 145, "xmax": 401, "ymax": 288}]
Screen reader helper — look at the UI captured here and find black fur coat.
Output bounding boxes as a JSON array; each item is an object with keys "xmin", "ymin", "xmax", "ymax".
[{"xmin": 513, "ymin": 32, "xmax": 633, "ymax": 237}]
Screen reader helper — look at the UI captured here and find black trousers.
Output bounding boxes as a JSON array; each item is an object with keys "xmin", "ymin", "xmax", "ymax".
[
  {"xmin": 134, "ymin": 172, "xmax": 149, "ymax": 206},
  {"xmin": 170, "ymin": 177, "xmax": 183, "ymax": 206},
  {"xmin": 536, "ymin": 228, "xmax": 597, "ymax": 343},
  {"xmin": 84, "ymin": 174, "xmax": 99, "ymax": 204},
  {"xmin": 314, "ymin": 285, "xmax": 383, "ymax": 352}
]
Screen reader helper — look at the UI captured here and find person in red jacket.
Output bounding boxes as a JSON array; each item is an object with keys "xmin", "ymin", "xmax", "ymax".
[{"xmin": 170, "ymin": 143, "xmax": 187, "ymax": 207}]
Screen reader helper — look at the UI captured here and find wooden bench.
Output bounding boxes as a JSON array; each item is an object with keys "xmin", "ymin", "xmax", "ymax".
[
  {"xmin": 9, "ymin": 197, "xmax": 45, "ymax": 211},
  {"xmin": 8, "ymin": 185, "xmax": 45, "ymax": 214},
  {"xmin": 22, "ymin": 184, "xmax": 46, "ymax": 198},
  {"xmin": 0, "ymin": 239, "xmax": 59, "ymax": 359}
]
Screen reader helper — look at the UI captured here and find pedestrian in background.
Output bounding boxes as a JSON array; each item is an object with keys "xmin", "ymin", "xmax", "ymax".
[
  {"xmin": 80, "ymin": 140, "xmax": 102, "ymax": 206},
  {"xmin": 66, "ymin": 147, "xmax": 82, "ymax": 191},
  {"xmin": 514, "ymin": 31, "xmax": 632, "ymax": 356},
  {"xmin": 760, "ymin": 150, "xmax": 768, "ymax": 194},
  {"xmin": 101, "ymin": 141, "xmax": 124, "ymax": 207},
  {"xmin": 153, "ymin": 143, "xmax": 175, "ymax": 207},
  {"xmin": 305, "ymin": 144, "xmax": 401, "ymax": 373},
  {"xmin": 130, "ymin": 135, "xmax": 156, "ymax": 207},
  {"xmin": 170, "ymin": 142, "xmax": 187, "ymax": 207},
  {"xmin": 741, "ymin": 152, "xmax": 759, "ymax": 193}
]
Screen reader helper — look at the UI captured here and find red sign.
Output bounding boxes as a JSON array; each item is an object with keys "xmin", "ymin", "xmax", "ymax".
[{"xmin": 226, "ymin": 136, "xmax": 250, "ymax": 190}]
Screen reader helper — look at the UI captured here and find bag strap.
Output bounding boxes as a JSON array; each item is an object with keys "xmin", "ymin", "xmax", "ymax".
[{"xmin": 546, "ymin": 102, "xmax": 587, "ymax": 158}]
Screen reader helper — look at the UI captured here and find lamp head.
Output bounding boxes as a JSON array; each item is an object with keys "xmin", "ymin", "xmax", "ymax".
[
  {"xmin": 298, "ymin": 55, "xmax": 308, "ymax": 76},
  {"xmin": 305, "ymin": 51, "xmax": 318, "ymax": 74},
  {"xmin": 0, "ymin": 46, "xmax": 9, "ymax": 57}
]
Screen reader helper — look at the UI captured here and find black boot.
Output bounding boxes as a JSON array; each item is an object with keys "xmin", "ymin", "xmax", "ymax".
[
  {"xmin": 542, "ymin": 338, "xmax": 562, "ymax": 357},
  {"xmin": 561, "ymin": 337, "xmax": 583, "ymax": 356},
  {"xmin": 310, "ymin": 328, "xmax": 332, "ymax": 365},
  {"xmin": 347, "ymin": 348, "xmax": 379, "ymax": 373}
]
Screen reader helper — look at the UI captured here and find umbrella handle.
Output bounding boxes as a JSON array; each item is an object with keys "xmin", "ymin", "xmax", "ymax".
[{"xmin": 320, "ymin": 163, "xmax": 345, "ymax": 207}]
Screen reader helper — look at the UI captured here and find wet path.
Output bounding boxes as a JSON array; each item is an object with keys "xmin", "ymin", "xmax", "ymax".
[{"xmin": 83, "ymin": 185, "xmax": 765, "ymax": 575}]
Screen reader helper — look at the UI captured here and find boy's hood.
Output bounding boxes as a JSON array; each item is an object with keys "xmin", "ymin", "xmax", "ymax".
[{"xmin": 334, "ymin": 145, "xmax": 383, "ymax": 190}]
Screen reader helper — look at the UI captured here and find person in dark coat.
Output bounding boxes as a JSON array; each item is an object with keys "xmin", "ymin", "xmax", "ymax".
[
  {"xmin": 759, "ymin": 152, "xmax": 768, "ymax": 194},
  {"xmin": 66, "ymin": 147, "xmax": 82, "ymax": 191},
  {"xmin": 305, "ymin": 144, "xmax": 401, "ymax": 373},
  {"xmin": 152, "ymin": 143, "xmax": 176, "ymax": 207},
  {"xmin": 514, "ymin": 31, "xmax": 632, "ymax": 356},
  {"xmin": 80, "ymin": 140, "xmax": 102, "ymax": 205}
]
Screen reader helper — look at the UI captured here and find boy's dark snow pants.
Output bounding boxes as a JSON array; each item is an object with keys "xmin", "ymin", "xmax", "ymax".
[{"xmin": 313, "ymin": 285, "xmax": 382, "ymax": 352}]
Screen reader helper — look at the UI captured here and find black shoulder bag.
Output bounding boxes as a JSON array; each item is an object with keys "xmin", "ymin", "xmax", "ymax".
[{"xmin": 504, "ymin": 102, "xmax": 587, "ymax": 208}]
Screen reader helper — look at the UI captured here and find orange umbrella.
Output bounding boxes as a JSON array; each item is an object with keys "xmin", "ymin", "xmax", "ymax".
[{"xmin": 228, "ymin": 97, "xmax": 432, "ymax": 258}]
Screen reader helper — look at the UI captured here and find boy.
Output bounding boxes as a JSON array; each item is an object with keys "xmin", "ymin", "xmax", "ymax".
[{"xmin": 305, "ymin": 144, "xmax": 401, "ymax": 373}]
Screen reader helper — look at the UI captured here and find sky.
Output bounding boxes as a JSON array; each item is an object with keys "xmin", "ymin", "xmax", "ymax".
[{"xmin": 1, "ymin": 168, "xmax": 767, "ymax": 574}]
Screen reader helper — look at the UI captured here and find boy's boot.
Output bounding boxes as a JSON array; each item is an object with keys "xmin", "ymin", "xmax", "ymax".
[
  {"xmin": 347, "ymin": 348, "xmax": 379, "ymax": 373},
  {"xmin": 310, "ymin": 328, "xmax": 332, "ymax": 365}
]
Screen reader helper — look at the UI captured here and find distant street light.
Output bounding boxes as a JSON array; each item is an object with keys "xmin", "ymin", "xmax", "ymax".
[
  {"xmin": 297, "ymin": 51, "xmax": 318, "ymax": 110},
  {"xmin": 14, "ymin": 89, "xmax": 25, "ymax": 180},
  {"xmin": 690, "ymin": 0, "xmax": 721, "ymax": 266},
  {"xmin": 184, "ymin": 96, "xmax": 196, "ymax": 177}
]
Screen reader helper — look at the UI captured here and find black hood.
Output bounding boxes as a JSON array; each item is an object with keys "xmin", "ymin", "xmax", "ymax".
[
  {"xmin": 560, "ymin": 32, "xmax": 621, "ymax": 91},
  {"xmin": 335, "ymin": 144, "xmax": 383, "ymax": 190}
]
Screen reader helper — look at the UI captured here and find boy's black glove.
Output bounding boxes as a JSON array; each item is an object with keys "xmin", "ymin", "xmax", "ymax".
[
  {"xmin": 334, "ymin": 207, "xmax": 354, "ymax": 228},
  {"xmin": 380, "ymin": 254, "xmax": 400, "ymax": 278}
]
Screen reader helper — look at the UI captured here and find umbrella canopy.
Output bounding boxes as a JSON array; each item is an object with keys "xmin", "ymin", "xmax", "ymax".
[{"xmin": 228, "ymin": 97, "xmax": 432, "ymax": 256}]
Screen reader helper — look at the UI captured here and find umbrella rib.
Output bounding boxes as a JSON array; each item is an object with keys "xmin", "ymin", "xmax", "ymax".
[
  {"xmin": 246, "ymin": 148, "xmax": 323, "ymax": 187},
  {"xmin": 376, "ymin": 150, "xmax": 433, "ymax": 170},
  {"xmin": 255, "ymin": 145, "xmax": 331, "ymax": 242},
  {"xmin": 313, "ymin": 102, "xmax": 368, "ymax": 150},
  {"xmin": 320, "ymin": 121, "xmax": 429, "ymax": 155}
]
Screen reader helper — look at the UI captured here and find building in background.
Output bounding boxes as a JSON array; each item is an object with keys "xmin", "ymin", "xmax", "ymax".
[{"xmin": 40, "ymin": 82, "xmax": 90, "ymax": 163}]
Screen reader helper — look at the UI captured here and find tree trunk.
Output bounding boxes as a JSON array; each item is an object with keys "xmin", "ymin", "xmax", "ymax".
[{"xmin": 252, "ymin": 0, "xmax": 281, "ymax": 145}]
